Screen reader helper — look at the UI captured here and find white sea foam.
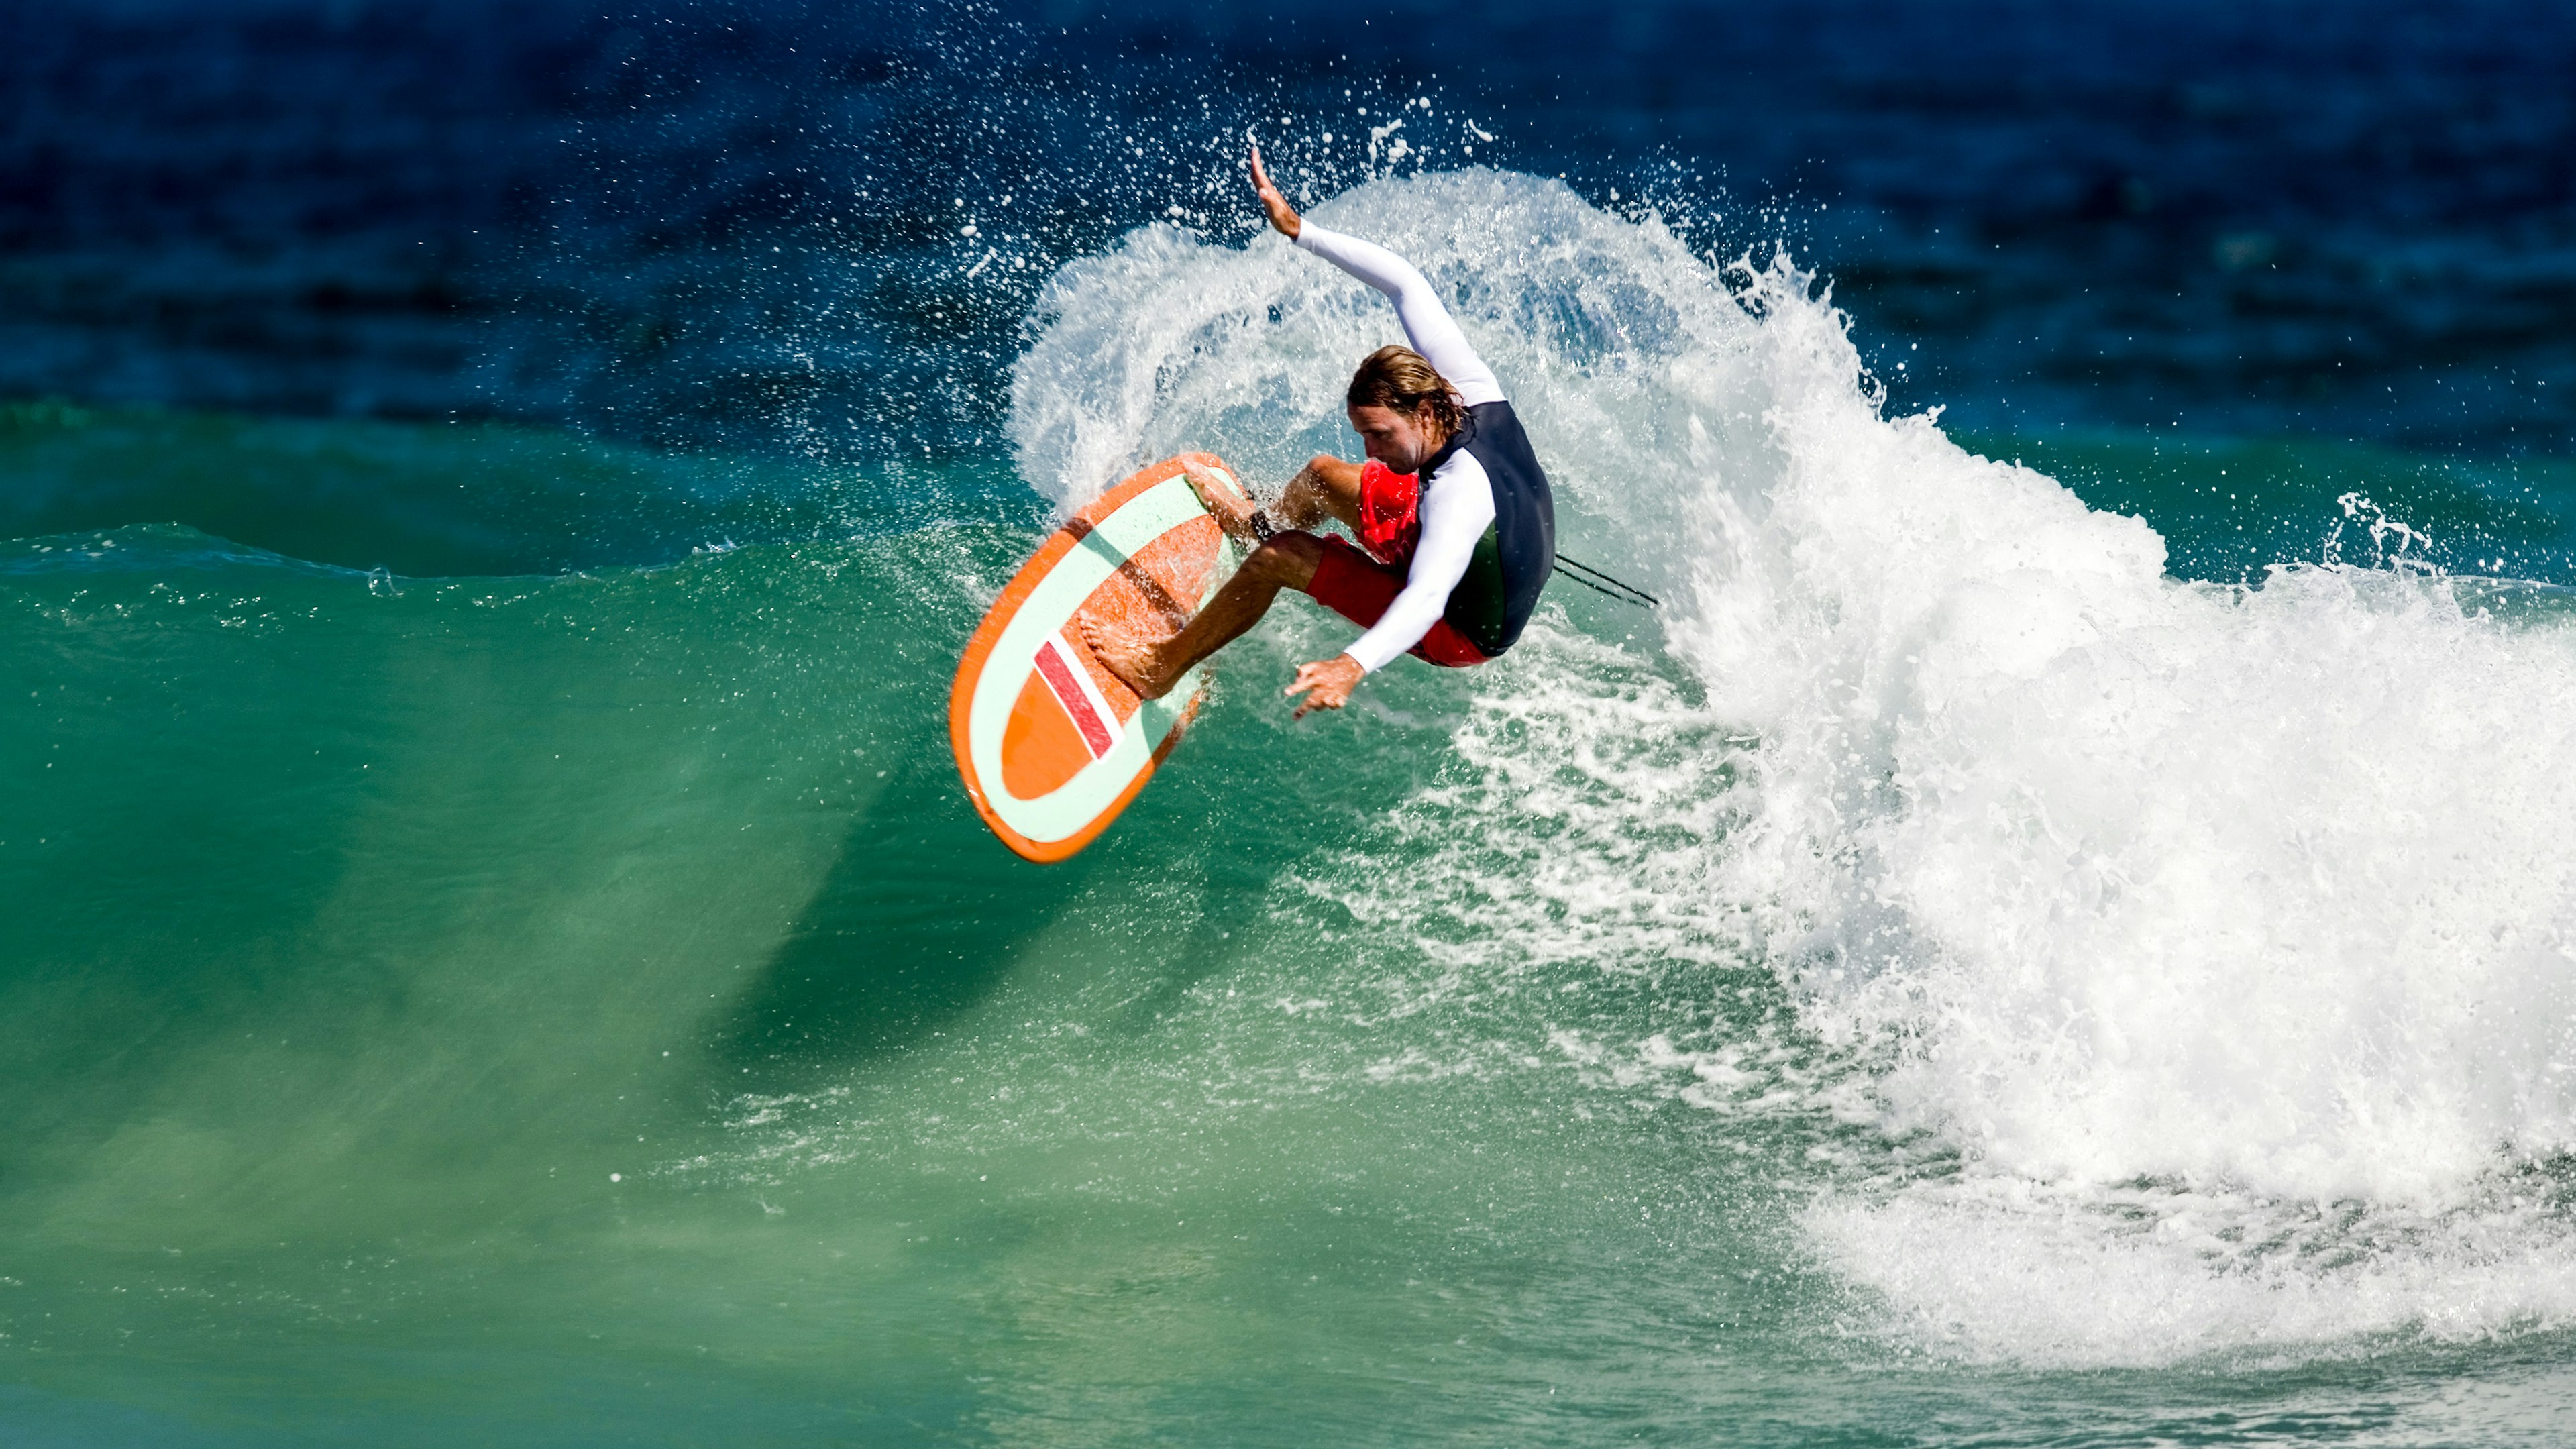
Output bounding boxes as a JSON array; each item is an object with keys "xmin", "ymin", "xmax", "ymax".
[
  {"xmin": 1010, "ymin": 169, "xmax": 2576, "ymax": 1364},
  {"xmin": 1808, "ymin": 1177, "xmax": 2576, "ymax": 1368}
]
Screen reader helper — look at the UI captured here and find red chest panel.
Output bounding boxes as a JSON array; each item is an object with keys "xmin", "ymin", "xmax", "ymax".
[{"xmin": 1356, "ymin": 459, "xmax": 1421, "ymax": 566}]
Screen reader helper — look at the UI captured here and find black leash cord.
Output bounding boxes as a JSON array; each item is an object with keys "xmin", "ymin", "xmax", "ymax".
[{"xmin": 1553, "ymin": 552, "xmax": 1660, "ymax": 609}]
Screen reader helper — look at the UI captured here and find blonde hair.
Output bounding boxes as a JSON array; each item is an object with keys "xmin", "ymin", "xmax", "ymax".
[{"xmin": 1346, "ymin": 345, "xmax": 1464, "ymax": 438}]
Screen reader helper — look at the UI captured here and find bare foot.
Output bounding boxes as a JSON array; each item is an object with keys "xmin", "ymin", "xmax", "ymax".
[
  {"xmin": 1184, "ymin": 464, "xmax": 1262, "ymax": 546},
  {"xmin": 1081, "ymin": 613, "xmax": 1174, "ymax": 700}
]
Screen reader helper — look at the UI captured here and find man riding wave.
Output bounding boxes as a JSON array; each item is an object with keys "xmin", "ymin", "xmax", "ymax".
[{"xmin": 1087, "ymin": 146, "xmax": 1557, "ymax": 718}]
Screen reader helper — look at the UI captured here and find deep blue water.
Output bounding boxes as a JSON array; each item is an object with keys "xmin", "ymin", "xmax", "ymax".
[{"xmin": 6, "ymin": 0, "xmax": 2571, "ymax": 462}]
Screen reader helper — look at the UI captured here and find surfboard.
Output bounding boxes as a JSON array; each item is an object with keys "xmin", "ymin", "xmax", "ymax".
[{"xmin": 949, "ymin": 453, "xmax": 1248, "ymax": 862}]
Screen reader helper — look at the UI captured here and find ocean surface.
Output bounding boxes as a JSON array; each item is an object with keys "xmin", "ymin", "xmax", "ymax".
[{"xmin": 5, "ymin": 2, "xmax": 2576, "ymax": 1444}]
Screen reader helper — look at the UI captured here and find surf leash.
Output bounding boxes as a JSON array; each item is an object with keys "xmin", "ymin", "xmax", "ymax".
[{"xmin": 1552, "ymin": 553, "xmax": 1660, "ymax": 610}]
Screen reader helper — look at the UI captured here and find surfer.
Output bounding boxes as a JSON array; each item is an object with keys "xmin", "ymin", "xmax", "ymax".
[{"xmin": 1086, "ymin": 144, "xmax": 1556, "ymax": 718}]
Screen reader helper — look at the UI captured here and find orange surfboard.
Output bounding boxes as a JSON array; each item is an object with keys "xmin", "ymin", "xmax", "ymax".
[{"xmin": 949, "ymin": 453, "xmax": 1248, "ymax": 862}]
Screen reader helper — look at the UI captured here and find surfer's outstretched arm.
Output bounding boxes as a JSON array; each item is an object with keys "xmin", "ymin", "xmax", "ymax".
[
  {"xmin": 1290, "ymin": 229, "xmax": 1504, "ymax": 408},
  {"xmin": 1249, "ymin": 145, "xmax": 1502, "ymax": 407}
]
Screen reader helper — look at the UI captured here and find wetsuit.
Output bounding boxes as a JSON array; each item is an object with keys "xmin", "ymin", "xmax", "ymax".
[{"xmin": 1295, "ymin": 224, "xmax": 1557, "ymax": 669}]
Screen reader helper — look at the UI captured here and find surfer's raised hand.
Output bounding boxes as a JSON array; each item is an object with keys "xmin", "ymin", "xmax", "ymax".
[
  {"xmin": 1248, "ymin": 144, "xmax": 1301, "ymax": 239},
  {"xmin": 1286, "ymin": 653, "xmax": 1362, "ymax": 718}
]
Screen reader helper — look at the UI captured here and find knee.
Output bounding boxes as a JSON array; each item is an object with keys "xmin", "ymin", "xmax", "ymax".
[{"xmin": 1245, "ymin": 532, "xmax": 1322, "ymax": 584}]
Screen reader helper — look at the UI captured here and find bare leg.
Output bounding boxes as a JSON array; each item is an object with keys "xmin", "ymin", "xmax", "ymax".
[
  {"xmin": 1086, "ymin": 455, "xmax": 1368, "ymax": 699},
  {"xmin": 1183, "ymin": 464, "xmax": 1262, "ymax": 546},
  {"xmin": 1086, "ymin": 531, "xmax": 1326, "ymax": 699},
  {"xmin": 1277, "ymin": 454, "xmax": 1365, "ymax": 534},
  {"xmin": 1187, "ymin": 455, "xmax": 1363, "ymax": 546}
]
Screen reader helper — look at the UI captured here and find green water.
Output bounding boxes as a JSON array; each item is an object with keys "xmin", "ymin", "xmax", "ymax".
[
  {"xmin": 5, "ymin": 409, "xmax": 2575, "ymax": 1444},
  {"xmin": 0, "ymin": 400, "xmax": 1011, "ymax": 577}
]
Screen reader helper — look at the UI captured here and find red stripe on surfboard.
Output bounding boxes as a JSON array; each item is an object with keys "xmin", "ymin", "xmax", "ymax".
[{"xmin": 1034, "ymin": 638, "xmax": 1115, "ymax": 759}]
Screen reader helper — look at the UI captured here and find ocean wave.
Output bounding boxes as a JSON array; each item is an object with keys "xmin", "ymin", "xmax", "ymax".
[{"xmin": 1011, "ymin": 168, "xmax": 2576, "ymax": 1366}]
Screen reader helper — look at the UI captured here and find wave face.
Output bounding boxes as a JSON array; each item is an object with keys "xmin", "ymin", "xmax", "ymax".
[{"xmin": 1010, "ymin": 169, "xmax": 2576, "ymax": 1366}]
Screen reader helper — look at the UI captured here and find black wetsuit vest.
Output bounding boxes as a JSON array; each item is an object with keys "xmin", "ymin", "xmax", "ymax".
[{"xmin": 1425, "ymin": 401, "xmax": 1556, "ymax": 657}]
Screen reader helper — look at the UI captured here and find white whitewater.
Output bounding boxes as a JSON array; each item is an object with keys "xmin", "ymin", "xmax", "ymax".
[{"xmin": 1010, "ymin": 168, "xmax": 2576, "ymax": 1367}]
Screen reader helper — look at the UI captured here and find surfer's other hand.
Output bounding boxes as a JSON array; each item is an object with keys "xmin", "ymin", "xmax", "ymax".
[
  {"xmin": 1248, "ymin": 144, "xmax": 1301, "ymax": 239},
  {"xmin": 1286, "ymin": 654, "xmax": 1362, "ymax": 718}
]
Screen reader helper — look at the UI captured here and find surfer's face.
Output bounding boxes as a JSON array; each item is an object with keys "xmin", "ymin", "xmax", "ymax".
[{"xmin": 1346, "ymin": 402, "xmax": 1444, "ymax": 474}]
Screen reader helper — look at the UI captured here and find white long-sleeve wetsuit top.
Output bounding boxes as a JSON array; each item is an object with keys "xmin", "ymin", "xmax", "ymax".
[{"xmin": 1295, "ymin": 223, "xmax": 1503, "ymax": 674}]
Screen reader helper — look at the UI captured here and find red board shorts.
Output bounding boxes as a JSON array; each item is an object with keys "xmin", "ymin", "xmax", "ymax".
[{"xmin": 1307, "ymin": 536, "xmax": 1492, "ymax": 668}]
